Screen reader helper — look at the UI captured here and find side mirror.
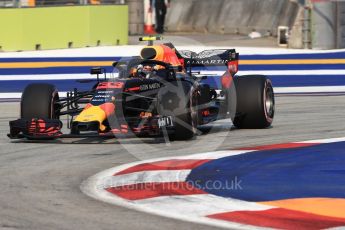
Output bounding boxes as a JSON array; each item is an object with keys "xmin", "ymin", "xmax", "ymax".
[{"xmin": 90, "ymin": 67, "xmax": 103, "ymax": 75}]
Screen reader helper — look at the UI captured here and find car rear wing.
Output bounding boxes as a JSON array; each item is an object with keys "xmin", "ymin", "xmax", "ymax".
[{"xmin": 177, "ymin": 49, "xmax": 239, "ymax": 75}]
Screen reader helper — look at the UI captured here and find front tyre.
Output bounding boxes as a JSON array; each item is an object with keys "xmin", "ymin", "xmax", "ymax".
[
  {"xmin": 21, "ymin": 83, "xmax": 60, "ymax": 119},
  {"xmin": 157, "ymin": 80, "xmax": 198, "ymax": 140},
  {"xmin": 232, "ymin": 75, "xmax": 275, "ymax": 129}
]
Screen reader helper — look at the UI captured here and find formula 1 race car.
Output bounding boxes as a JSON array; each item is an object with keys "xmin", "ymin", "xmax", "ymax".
[{"xmin": 8, "ymin": 36, "xmax": 275, "ymax": 141}]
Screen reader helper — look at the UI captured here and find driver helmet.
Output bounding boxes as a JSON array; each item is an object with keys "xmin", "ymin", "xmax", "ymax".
[{"xmin": 137, "ymin": 64, "xmax": 153, "ymax": 78}]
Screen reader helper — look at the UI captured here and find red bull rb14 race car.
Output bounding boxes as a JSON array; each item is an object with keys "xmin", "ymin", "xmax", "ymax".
[{"xmin": 8, "ymin": 37, "xmax": 275, "ymax": 141}]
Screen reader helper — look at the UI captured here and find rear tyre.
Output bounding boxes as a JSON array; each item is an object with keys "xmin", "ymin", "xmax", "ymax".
[
  {"xmin": 157, "ymin": 80, "xmax": 198, "ymax": 140},
  {"xmin": 21, "ymin": 83, "xmax": 60, "ymax": 119},
  {"xmin": 232, "ymin": 75, "xmax": 274, "ymax": 129}
]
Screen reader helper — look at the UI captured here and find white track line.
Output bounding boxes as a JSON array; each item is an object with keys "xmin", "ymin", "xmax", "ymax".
[
  {"xmin": 238, "ymin": 70, "xmax": 345, "ymax": 76},
  {"xmin": 1, "ymin": 45, "xmax": 343, "ymax": 58},
  {"xmin": 0, "ymin": 92, "xmax": 68, "ymax": 99},
  {"xmin": 298, "ymin": 137, "xmax": 345, "ymax": 144},
  {"xmin": 136, "ymin": 194, "xmax": 271, "ymax": 216},
  {"xmin": 274, "ymin": 86, "xmax": 345, "ymax": 93},
  {"xmin": 0, "ymin": 74, "xmax": 93, "ymax": 81},
  {"xmin": 1, "ymin": 70, "xmax": 345, "ymax": 81},
  {"xmin": 81, "ymin": 168, "xmax": 269, "ymax": 230},
  {"xmin": 0, "ymin": 73, "xmax": 120, "ymax": 81},
  {"xmin": 101, "ymin": 170, "xmax": 191, "ymax": 189},
  {"xmin": 83, "ymin": 187, "xmax": 270, "ymax": 230},
  {"xmin": 201, "ymin": 70, "xmax": 345, "ymax": 76}
]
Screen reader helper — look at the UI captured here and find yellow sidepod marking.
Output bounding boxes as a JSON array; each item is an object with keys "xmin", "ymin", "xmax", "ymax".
[{"xmin": 74, "ymin": 106, "xmax": 107, "ymax": 131}]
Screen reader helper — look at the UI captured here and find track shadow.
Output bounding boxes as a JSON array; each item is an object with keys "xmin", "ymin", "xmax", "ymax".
[{"xmin": 9, "ymin": 119, "xmax": 238, "ymax": 145}]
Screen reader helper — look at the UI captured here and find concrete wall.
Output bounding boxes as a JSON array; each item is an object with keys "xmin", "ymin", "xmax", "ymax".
[
  {"xmin": 336, "ymin": 2, "xmax": 345, "ymax": 48},
  {"xmin": 0, "ymin": 5, "xmax": 128, "ymax": 52},
  {"xmin": 165, "ymin": 0, "xmax": 299, "ymax": 36},
  {"xmin": 128, "ymin": 0, "xmax": 144, "ymax": 35},
  {"xmin": 312, "ymin": 2, "xmax": 336, "ymax": 49},
  {"xmin": 312, "ymin": 1, "xmax": 345, "ymax": 49},
  {"xmin": 289, "ymin": 6, "xmax": 305, "ymax": 49}
]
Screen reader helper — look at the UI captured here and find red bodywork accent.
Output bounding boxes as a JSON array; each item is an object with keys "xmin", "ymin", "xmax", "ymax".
[
  {"xmin": 99, "ymin": 124, "xmax": 129, "ymax": 136},
  {"xmin": 125, "ymin": 86, "xmax": 141, "ymax": 92},
  {"xmin": 157, "ymin": 45, "xmax": 183, "ymax": 67},
  {"xmin": 120, "ymin": 124, "xmax": 128, "ymax": 133},
  {"xmin": 222, "ymin": 58, "xmax": 238, "ymax": 89},
  {"xmin": 228, "ymin": 60, "xmax": 239, "ymax": 75},
  {"xmin": 28, "ymin": 119, "xmax": 62, "ymax": 137},
  {"xmin": 99, "ymin": 103, "xmax": 116, "ymax": 117},
  {"xmin": 97, "ymin": 82, "xmax": 124, "ymax": 90},
  {"xmin": 178, "ymin": 58, "xmax": 185, "ymax": 69},
  {"xmin": 83, "ymin": 103, "xmax": 93, "ymax": 110},
  {"xmin": 202, "ymin": 110, "xmax": 210, "ymax": 117},
  {"xmin": 221, "ymin": 71, "xmax": 233, "ymax": 89}
]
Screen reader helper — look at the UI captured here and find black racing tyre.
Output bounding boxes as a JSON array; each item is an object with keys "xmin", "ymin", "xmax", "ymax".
[
  {"xmin": 21, "ymin": 83, "xmax": 60, "ymax": 119},
  {"xmin": 157, "ymin": 80, "xmax": 198, "ymax": 140},
  {"xmin": 232, "ymin": 75, "xmax": 275, "ymax": 129}
]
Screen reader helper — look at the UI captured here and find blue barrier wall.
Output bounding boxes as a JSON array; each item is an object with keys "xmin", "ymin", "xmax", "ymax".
[{"xmin": 1, "ymin": 51, "xmax": 345, "ymax": 96}]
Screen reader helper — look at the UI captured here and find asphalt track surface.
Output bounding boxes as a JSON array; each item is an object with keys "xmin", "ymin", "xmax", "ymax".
[{"xmin": 1, "ymin": 95, "xmax": 345, "ymax": 230}]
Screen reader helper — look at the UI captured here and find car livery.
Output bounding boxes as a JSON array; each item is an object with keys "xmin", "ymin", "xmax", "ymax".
[{"xmin": 8, "ymin": 36, "xmax": 275, "ymax": 141}]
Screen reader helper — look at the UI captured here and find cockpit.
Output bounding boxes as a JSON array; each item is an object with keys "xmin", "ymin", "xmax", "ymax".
[{"xmin": 113, "ymin": 43, "xmax": 184, "ymax": 80}]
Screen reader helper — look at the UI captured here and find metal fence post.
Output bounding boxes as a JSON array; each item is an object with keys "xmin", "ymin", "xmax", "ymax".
[
  {"xmin": 335, "ymin": 0, "xmax": 345, "ymax": 48},
  {"xmin": 302, "ymin": 1, "xmax": 312, "ymax": 49},
  {"xmin": 13, "ymin": 0, "xmax": 19, "ymax": 7}
]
